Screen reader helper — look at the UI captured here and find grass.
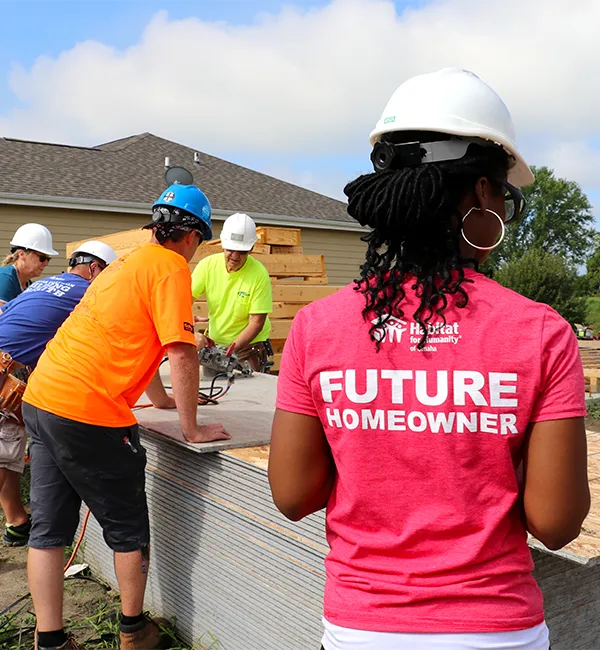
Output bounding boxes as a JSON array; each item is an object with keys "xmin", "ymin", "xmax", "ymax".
[
  {"xmin": 586, "ymin": 296, "xmax": 600, "ymax": 333},
  {"xmin": 2, "ymin": 466, "xmax": 221, "ymax": 650},
  {"xmin": 587, "ymin": 399, "xmax": 600, "ymax": 421},
  {"xmin": 1, "ymin": 588, "xmax": 223, "ymax": 650},
  {"xmin": 18, "ymin": 464, "xmax": 30, "ymax": 506}
]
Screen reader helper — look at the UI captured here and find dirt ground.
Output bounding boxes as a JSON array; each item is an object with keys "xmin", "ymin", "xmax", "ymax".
[{"xmin": 0, "ymin": 536, "xmax": 122, "ymax": 650}]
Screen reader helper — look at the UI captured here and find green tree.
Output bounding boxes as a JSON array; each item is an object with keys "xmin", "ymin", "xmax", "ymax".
[
  {"xmin": 585, "ymin": 234, "xmax": 600, "ymax": 294},
  {"xmin": 495, "ymin": 249, "xmax": 588, "ymax": 326},
  {"xmin": 488, "ymin": 166, "xmax": 595, "ymax": 269}
]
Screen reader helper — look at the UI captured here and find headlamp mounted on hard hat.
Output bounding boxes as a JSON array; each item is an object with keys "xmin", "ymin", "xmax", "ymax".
[
  {"xmin": 370, "ymin": 135, "xmax": 505, "ymax": 173},
  {"xmin": 68, "ymin": 254, "xmax": 106, "ymax": 270},
  {"xmin": 146, "ymin": 206, "xmax": 210, "ymax": 238}
]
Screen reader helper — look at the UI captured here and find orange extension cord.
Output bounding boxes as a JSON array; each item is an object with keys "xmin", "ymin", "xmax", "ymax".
[{"xmin": 63, "ymin": 507, "xmax": 91, "ymax": 573}]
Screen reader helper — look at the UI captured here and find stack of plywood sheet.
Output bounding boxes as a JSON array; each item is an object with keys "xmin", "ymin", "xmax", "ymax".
[{"xmin": 68, "ymin": 226, "xmax": 344, "ymax": 372}]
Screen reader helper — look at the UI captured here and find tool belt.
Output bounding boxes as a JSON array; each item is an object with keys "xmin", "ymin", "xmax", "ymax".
[
  {"xmin": 236, "ymin": 340, "xmax": 274, "ymax": 374},
  {"xmin": 0, "ymin": 351, "xmax": 30, "ymax": 424}
]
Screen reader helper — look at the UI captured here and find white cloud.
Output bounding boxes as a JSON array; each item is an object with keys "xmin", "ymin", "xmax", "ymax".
[
  {"xmin": 544, "ymin": 141, "xmax": 600, "ymax": 190},
  {"xmin": 1, "ymin": 0, "xmax": 600, "ymax": 207},
  {"xmin": 1, "ymin": 0, "xmax": 599, "ymax": 151}
]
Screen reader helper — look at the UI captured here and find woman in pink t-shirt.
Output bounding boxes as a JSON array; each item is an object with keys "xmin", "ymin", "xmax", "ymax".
[{"xmin": 269, "ymin": 68, "xmax": 590, "ymax": 650}]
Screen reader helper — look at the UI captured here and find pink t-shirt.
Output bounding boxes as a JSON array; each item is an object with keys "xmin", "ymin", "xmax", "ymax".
[{"xmin": 276, "ymin": 268, "xmax": 586, "ymax": 634}]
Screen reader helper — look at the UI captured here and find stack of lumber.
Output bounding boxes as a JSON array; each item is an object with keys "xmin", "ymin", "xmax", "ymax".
[
  {"xmin": 579, "ymin": 344, "xmax": 600, "ymax": 396},
  {"xmin": 67, "ymin": 226, "xmax": 343, "ymax": 372}
]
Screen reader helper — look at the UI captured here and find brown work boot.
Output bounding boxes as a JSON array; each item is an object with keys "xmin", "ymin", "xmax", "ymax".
[{"xmin": 119, "ymin": 616, "xmax": 171, "ymax": 650}]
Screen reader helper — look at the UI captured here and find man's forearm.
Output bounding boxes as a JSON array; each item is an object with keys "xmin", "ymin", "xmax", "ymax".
[
  {"xmin": 145, "ymin": 369, "xmax": 170, "ymax": 407},
  {"xmin": 167, "ymin": 343, "xmax": 200, "ymax": 436},
  {"xmin": 233, "ymin": 318, "xmax": 266, "ymax": 351}
]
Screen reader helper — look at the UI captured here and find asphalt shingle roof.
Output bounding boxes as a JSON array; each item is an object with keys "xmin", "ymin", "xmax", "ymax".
[{"xmin": 0, "ymin": 132, "xmax": 352, "ymax": 223}]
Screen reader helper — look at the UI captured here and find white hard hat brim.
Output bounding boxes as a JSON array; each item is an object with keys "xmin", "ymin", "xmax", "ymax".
[
  {"xmin": 28, "ymin": 245, "xmax": 59, "ymax": 256},
  {"xmin": 370, "ymin": 124, "xmax": 533, "ymax": 188},
  {"xmin": 221, "ymin": 238, "xmax": 254, "ymax": 252}
]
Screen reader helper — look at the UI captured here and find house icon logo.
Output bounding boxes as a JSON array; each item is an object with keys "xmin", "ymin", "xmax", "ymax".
[{"xmin": 371, "ymin": 316, "xmax": 407, "ymax": 343}]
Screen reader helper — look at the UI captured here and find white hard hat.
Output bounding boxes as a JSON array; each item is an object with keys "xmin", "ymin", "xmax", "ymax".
[
  {"xmin": 70, "ymin": 240, "xmax": 118, "ymax": 266},
  {"xmin": 369, "ymin": 68, "xmax": 533, "ymax": 187},
  {"xmin": 10, "ymin": 223, "xmax": 58, "ymax": 256},
  {"xmin": 220, "ymin": 213, "xmax": 258, "ymax": 252}
]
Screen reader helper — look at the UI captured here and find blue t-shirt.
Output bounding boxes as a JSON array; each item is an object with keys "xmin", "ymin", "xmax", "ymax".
[
  {"xmin": 0, "ymin": 265, "xmax": 22, "ymax": 303},
  {"xmin": 0, "ymin": 273, "xmax": 90, "ymax": 367}
]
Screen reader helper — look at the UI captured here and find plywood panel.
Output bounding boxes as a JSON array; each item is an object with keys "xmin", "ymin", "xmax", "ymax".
[
  {"xmin": 256, "ymin": 227, "xmax": 301, "ymax": 246},
  {"xmin": 189, "ymin": 251, "xmax": 326, "ymax": 277},
  {"xmin": 271, "ymin": 245, "xmax": 303, "ymax": 254},
  {"xmin": 270, "ymin": 320, "xmax": 292, "ymax": 339},
  {"xmin": 271, "ymin": 285, "xmax": 342, "ymax": 302}
]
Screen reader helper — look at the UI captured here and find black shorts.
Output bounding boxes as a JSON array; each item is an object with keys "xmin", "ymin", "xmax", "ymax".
[{"xmin": 22, "ymin": 402, "xmax": 149, "ymax": 553}]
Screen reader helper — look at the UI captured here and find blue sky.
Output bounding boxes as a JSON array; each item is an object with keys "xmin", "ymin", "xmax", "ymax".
[
  {"xmin": 0, "ymin": 2, "xmax": 325, "ymax": 68},
  {"xmin": 0, "ymin": 0, "xmax": 599, "ymax": 217}
]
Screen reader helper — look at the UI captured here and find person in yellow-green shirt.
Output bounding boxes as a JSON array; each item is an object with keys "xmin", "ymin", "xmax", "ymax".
[{"xmin": 191, "ymin": 213, "xmax": 273, "ymax": 372}]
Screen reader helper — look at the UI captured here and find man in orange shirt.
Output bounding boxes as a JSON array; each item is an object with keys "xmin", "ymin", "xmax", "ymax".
[{"xmin": 22, "ymin": 184, "xmax": 230, "ymax": 650}]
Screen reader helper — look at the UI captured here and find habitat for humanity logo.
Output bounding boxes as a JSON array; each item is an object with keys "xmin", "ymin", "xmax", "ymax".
[
  {"xmin": 371, "ymin": 316, "xmax": 407, "ymax": 343},
  {"xmin": 371, "ymin": 315, "xmax": 462, "ymax": 352}
]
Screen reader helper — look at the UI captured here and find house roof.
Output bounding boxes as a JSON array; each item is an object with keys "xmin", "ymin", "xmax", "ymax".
[{"xmin": 0, "ymin": 132, "xmax": 354, "ymax": 224}]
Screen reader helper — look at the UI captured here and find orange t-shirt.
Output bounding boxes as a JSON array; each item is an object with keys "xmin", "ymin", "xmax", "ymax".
[{"xmin": 24, "ymin": 243, "xmax": 196, "ymax": 427}]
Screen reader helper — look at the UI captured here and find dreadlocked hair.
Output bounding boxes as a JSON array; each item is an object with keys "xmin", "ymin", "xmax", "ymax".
[{"xmin": 345, "ymin": 133, "xmax": 510, "ymax": 350}]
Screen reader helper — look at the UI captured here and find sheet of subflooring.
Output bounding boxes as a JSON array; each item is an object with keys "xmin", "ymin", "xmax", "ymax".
[
  {"xmin": 80, "ymin": 431, "xmax": 326, "ymax": 650},
  {"xmin": 135, "ymin": 371, "xmax": 277, "ymax": 454}
]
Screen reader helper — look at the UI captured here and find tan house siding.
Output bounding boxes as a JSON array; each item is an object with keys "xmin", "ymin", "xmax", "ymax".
[
  {"xmin": 299, "ymin": 229, "xmax": 366, "ymax": 285},
  {"xmin": 0, "ymin": 204, "xmax": 366, "ymax": 284},
  {"xmin": 0, "ymin": 204, "xmax": 148, "ymax": 276}
]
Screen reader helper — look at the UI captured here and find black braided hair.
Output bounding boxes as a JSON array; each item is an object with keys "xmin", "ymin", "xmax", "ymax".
[{"xmin": 345, "ymin": 132, "xmax": 510, "ymax": 350}]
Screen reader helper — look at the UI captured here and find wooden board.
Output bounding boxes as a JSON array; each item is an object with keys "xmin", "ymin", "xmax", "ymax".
[
  {"xmin": 202, "ymin": 240, "xmax": 271, "ymax": 254},
  {"xmin": 189, "ymin": 251, "xmax": 326, "ymax": 277},
  {"xmin": 271, "ymin": 275, "xmax": 329, "ymax": 284},
  {"xmin": 270, "ymin": 339, "xmax": 287, "ymax": 355},
  {"xmin": 271, "ymin": 303, "xmax": 303, "ymax": 319},
  {"xmin": 270, "ymin": 353, "xmax": 282, "ymax": 372},
  {"xmin": 270, "ymin": 319, "xmax": 293, "ymax": 339},
  {"xmin": 66, "ymin": 229, "xmax": 151, "ymax": 257},
  {"xmin": 271, "ymin": 246, "xmax": 303, "ymax": 255},
  {"xmin": 256, "ymin": 227, "xmax": 301, "ymax": 246},
  {"xmin": 271, "ymin": 285, "xmax": 342, "ymax": 302},
  {"xmin": 68, "ymin": 233, "xmax": 220, "ymax": 260}
]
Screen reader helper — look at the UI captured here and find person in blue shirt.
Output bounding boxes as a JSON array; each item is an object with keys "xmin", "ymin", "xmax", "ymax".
[
  {"xmin": 0, "ymin": 223, "xmax": 59, "ymax": 307},
  {"xmin": 0, "ymin": 240, "xmax": 117, "ymax": 547}
]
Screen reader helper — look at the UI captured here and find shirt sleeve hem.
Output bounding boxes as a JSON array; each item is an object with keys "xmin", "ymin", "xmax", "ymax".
[
  {"xmin": 275, "ymin": 401, "xmax": 319, "ymax": 418},
  {"xmin": 530, "ymin": 409, "xmax": 588, "ymax": 423},
  {"xmin": 160, "ymin": 334, "xmax": 197, "ymax": 347}
]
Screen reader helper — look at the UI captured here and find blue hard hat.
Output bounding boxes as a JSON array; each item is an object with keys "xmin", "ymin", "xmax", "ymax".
[{"xmin": 151, "ymin": 184, "xmax": 213, "ymax": 240}]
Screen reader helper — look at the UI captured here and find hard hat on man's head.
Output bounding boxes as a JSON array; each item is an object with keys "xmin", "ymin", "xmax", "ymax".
[
  {"xmin": 369, "ymin": 68, "xmax": 533, "ymax": 187},
  {"xmin": 149, "ymin": 184, "xmax": 213, "ymax": 241},
  {"xmin": 69, "ymin": 241, "xmax": 118, "ymax": 268},
  {"xmin": 220, "ymin": 213, "xmax": 258, "ymax": 252},
  {"xmin": 10, "ymin": 223, "xmax": 58, "ymax": 257}
]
